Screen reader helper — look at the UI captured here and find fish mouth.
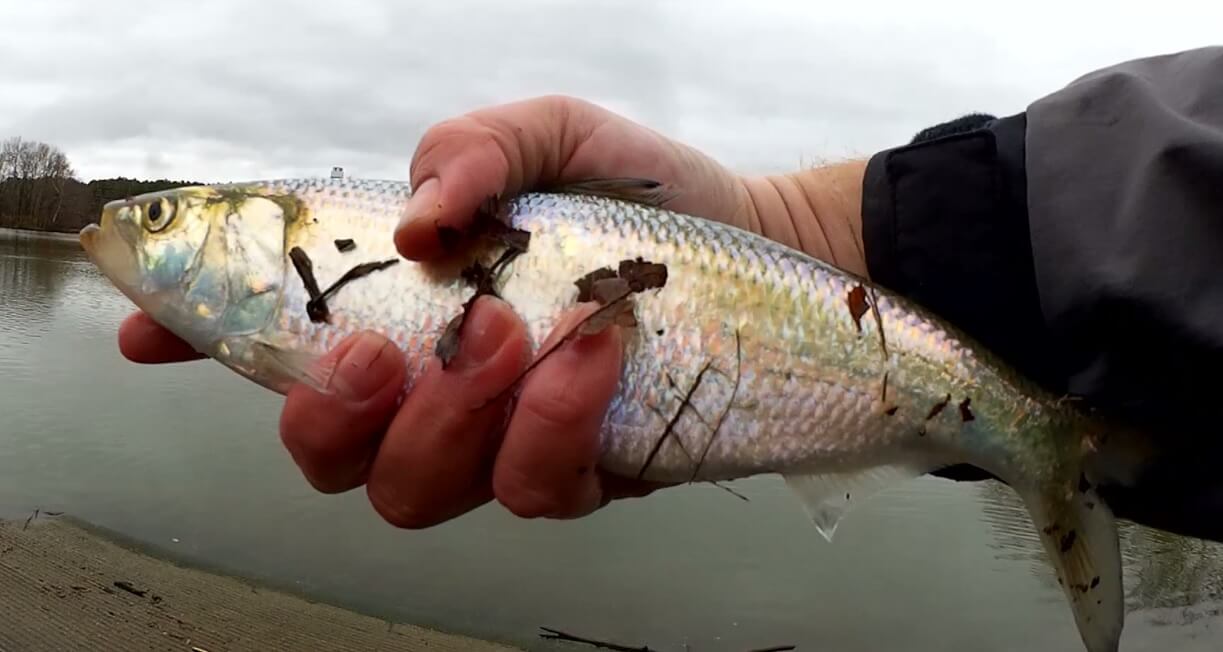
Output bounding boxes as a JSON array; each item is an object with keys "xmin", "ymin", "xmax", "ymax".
[{"xmin": 79, "ymin": 205, "xmax": 152, "ymax": 312}]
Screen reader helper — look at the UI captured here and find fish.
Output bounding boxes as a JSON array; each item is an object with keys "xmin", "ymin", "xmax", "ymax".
[{"xmin": 81, "ymin": 176, "xmax": 1130, "ymax": 652}]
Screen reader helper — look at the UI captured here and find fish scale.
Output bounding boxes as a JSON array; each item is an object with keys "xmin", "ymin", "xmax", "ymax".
[{"xmin": 80, "ymin": 176, "xmax": 1134, "ymax": 652}]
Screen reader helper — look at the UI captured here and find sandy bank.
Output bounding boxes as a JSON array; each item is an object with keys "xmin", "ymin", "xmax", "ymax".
[{"xmin": 0, "ymin": 515, "xmax": 522, "ymax": 651}]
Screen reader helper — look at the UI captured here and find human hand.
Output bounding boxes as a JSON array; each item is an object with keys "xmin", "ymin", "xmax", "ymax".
[{"xmin": 117, "ymin": 95, "xmax": 868, "ymax": 527}]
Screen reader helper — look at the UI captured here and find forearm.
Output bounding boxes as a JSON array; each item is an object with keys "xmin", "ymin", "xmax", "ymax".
[{"xmin": 740, "ymin": 159, "xmax": 869, "ymax": 278}]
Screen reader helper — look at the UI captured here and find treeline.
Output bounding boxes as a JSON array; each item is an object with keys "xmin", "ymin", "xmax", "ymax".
[{"xmin": 0, "ymin": 136, "xmax": 199, "ymax": 234}]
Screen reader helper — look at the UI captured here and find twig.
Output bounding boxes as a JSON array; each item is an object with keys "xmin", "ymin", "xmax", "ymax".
[
  {"xmin": 712, "ymin": 482, "xmax": 750, "ymax": 502},
  {"xmin": 113, "ymin": 580, "xmax": 147, "ymax": 597},
  {"xmin": 866, "ymin": 286, "xmax": 888, "ymax": 358},
  {"xmin": 538, "ymin": 627, "xmax": 656, "ymax": 651},
  {"xmin": 307, "ymin": 257, "xmax": 399, "ymax": 321},
  {"xmin": 22, "ymin": 509, "xmax": 38, "ymax": 531},
  {"xmin": 690, "ymin": 329, "xmax": 741, "ymax": 483},
  {"xmin": 538, "ymin": 626, "xmax": 793, "ymax": 652},
  {"xmin": 637, "ymin": 361, "xmax": 712, "ymax": 480}
]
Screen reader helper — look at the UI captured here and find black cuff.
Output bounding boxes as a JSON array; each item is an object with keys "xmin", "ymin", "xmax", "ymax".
[{"xmin": 861, "ymin": 112, "xmax": 1058, "ymax": 389}]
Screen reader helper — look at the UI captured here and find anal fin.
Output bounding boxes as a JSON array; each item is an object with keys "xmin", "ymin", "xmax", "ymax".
[
  {"xmin": 1022, "ymin": 482, "xmax": 1123, "ymax": 652},
  {"xmin": 783, "ymin": 464, "xmax": 932, "ymax": 542}
]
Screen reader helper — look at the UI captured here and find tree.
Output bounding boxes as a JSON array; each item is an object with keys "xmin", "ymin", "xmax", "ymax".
[
  {"xmin": 0, "ymin": 137, "xmax": 77, "ymax": 230},
  {"xmin": 0, "ymin": 136, "xmax": 200, "ymax": 234}
]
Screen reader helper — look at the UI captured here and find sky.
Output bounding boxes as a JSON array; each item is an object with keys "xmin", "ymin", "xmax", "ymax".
[{"xmin": 1, "ymin": 0, "xmax": 1219, "ymax": 183}]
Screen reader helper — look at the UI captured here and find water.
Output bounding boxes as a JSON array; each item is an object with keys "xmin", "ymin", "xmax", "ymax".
[{"xmin": 1, "ymin": 230, "xmax": 1220, "ymax": 651}]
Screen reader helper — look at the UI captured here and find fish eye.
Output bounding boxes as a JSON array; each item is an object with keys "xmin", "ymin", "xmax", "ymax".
[{"xmin": 142, "ymin": 198, "xmax": 175, "ymax": 232}]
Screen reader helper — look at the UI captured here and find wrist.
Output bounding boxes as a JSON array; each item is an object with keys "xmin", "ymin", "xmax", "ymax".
[{"xmin": 739, "ymin": 159, "xmax": 868, "ymax": 277}]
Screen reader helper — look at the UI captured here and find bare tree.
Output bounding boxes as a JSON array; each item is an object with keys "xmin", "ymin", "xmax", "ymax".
[{"xmin": 0, "ymin": 136, "xmax": 76, "ymax": 230}]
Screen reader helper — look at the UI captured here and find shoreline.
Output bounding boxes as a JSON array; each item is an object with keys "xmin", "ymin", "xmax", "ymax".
[
  {"xmin": 0, "ymin": 226, "xmax": 82, "ymax": 242},
  {"xmin": 0, "ymin": 514, "xmax": 523, "ymax": 651}
]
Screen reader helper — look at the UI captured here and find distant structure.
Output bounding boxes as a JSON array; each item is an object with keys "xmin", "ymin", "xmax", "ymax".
[{"xmin": 330, "ymin": 166, "xmax": 344, "ymax": 180}]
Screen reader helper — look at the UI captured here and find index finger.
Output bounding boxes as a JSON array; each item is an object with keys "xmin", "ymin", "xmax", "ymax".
[{"xmin": 117, "ymin": 311, "xmax": 205, "ymax": 364}]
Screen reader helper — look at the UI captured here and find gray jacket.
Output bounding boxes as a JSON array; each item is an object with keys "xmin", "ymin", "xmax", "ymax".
[{"xmin": 861, "ymin": 46, "xmax": 1223, "ymax": 541}]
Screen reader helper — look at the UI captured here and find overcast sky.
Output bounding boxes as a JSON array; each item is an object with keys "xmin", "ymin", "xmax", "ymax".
[{"xmin": 1, "ymin": 0, "xmax": 1218, "ymax": 182}]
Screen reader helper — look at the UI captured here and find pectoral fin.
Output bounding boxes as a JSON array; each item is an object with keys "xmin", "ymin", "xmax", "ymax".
[
  {"xmin": 248, "ymin": 341, "xmax": 335, "ymax": 395},
  {"xmin": 783, "ymin": 464, "xmax": 932, "ymax": 542}
]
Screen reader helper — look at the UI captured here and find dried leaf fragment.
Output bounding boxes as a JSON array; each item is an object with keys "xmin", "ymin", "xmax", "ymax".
[
  {"xmin": 847, "ymin": 285, "xmax": 869, "ymax": 332},
  {"xmin": 579, "ymin": 278, "xmax": 638, "ymax": 335},
  {"xmin": 486, "ymin": 221, "xmax": 531, "ymax": 253},
  {"xmin": 618, "ymin": 257, "xmax": 668, "ymax": 292},
  {"xmin": 926, "ymin": 394, "xmax": 952, "ymax": 420},
  {"xmin": 436, "ymin": 312, "xmax": 466, "ymax": 367},
  {"xmin": 334, "ymin": 238, "xmax": 356, "ymax": 253},
  {"xmin": 433, "ymin": 226, "xmax": 532, "ymax": 367},
  {"xmin": 574, "ymin": 267, "xmax": 617, "ymax": 302},
  {"xmin": 289, "ymin": 247, "xmax": 323, "ymax": 301},
  {"xmin": 958, "ymin": 397, "xmax": 975, "ymax": 422}
]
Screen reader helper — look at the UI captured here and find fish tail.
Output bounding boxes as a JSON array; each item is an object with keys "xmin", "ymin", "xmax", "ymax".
[{"xmin": 1012, "ymin": 457, "xmax": 1123, "ymax": 652}]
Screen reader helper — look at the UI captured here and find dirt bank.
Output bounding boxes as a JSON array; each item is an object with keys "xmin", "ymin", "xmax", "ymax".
[{"xmin": 0, "ymin": 515, "xmax": 522, "ymax": 651}]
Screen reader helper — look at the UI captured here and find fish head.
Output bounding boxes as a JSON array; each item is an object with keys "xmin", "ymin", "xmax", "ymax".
[{"xmin": 80, "ymin": 184, "xmax": 291, "ymax": 355}]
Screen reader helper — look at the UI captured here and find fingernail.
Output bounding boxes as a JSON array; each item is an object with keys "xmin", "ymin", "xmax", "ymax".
[
  {"xmin": 331, "ymin": 332, "xmax": 398, "ymax": 401},
  {"xmin": 449, "ymin": 297, "xmax": 516, "ymax": 373},
  {"xmin": 398, "ymin": 178, "xmax": 440, "ymax": 230}
]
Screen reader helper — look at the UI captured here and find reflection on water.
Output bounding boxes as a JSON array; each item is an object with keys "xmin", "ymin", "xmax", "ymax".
[{"xmin": 2, "ymin": 230, "xmax": 1221, "ymax": 651}]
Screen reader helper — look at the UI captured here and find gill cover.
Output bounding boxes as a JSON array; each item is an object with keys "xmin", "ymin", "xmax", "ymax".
[
  {"xmin": 162, "ymin": 193, "xmax": 286, "ymax": 355},
  {"xmin": 216, "ymin": 195, "xmax": 286, "ymax": 336}
]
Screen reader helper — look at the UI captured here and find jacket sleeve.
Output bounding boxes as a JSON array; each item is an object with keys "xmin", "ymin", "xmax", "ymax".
[{"xmin": 859, "ymin": 46, "xmax": 1223, "ymax": 542}]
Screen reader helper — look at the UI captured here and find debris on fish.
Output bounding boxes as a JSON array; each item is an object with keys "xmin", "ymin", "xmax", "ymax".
[{"xmin": 81, "ymin": 176, "xmax": 1130, "ymax": 652}]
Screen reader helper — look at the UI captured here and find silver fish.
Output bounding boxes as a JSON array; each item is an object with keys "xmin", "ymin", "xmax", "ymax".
[{"xmin": 81, "ymin": 176, "xmax": 1131, "ymax": 652}]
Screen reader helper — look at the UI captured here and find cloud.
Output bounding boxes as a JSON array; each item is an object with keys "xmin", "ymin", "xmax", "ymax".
[{"xmin": 1, "ymin": 0, "xmax": 1218, "ymax": 182}]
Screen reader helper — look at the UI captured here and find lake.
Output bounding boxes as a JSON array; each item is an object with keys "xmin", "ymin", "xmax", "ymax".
[{"xmin": 1, "ymin": 230, "xmax": 1220, "ymax": 651}]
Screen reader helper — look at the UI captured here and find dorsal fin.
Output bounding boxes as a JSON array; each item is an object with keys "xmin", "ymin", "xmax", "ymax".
[{"xmin": 546, "ymin": 177, "xmax": 678, "ymax": 208}]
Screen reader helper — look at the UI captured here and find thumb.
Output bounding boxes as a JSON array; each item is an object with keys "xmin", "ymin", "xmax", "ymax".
[{"xmin": 394, "ymin": 95, "xmax": 608, "ymax": 261}]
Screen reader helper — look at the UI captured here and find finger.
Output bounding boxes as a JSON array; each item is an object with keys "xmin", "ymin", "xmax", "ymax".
[
  {"xmin": 394, "ymin": 95, "xmax": 611, "ymax": 261},
  {"xmin": 117, "ymin": 311, "xmax": 206, "ymax": 364},
  {"xmin": 364, "ymin": 296, "xmax": 531, "ymax": 529},
  {"xmin": 279, "ymin": 331, "xmax": 406, "ymax": 494},
  {"xmin": 493, "ymin": 304, "xmax": 624, "ymax": 519}
]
